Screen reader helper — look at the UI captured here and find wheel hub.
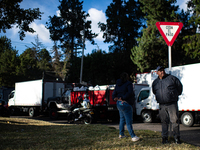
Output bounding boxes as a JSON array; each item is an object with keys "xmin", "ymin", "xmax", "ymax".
[{"xmin": 183, "ymin": 115, "xmax": 191, "ymax": 125}]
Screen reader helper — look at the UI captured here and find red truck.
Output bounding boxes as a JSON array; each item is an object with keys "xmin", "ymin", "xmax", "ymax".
[{"xmin": 69, "ymin": 85, "xmax": 118, "ymax": 122}]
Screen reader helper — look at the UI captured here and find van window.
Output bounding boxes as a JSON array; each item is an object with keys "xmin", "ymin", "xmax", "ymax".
[{"xmin": 137, "ymin": 90, "xmax": 149, "ymax": 102}]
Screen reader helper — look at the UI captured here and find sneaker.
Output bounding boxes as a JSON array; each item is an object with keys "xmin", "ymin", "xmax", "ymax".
[
  {"xmin": 75, "ymin": 118, "xmax": 79, "ymax": 121},
  {"xmin": 175, "ymin": 137, "xmax": 181, "ymax": 144},
  {"xmin": 119, "ymin": 135, "xmax": 128, "ymax": 139},
  {"xmin": 131, "ymin": 136, "xmax": 140, "ymax": 142}
]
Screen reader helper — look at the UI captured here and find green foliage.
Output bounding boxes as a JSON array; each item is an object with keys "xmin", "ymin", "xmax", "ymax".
[
  {"xmin": 99, "ymin": 0, "xmax": 144, "ymax": 52},
  {"xmin": 131, "ymin": 0, "xmax": 182, "ymax": 72},
  {"xmin": 16, "ymin": 47, "xmax": 53, "ymax": 82},
  {"xmin": 131, "ymin": 22, "xmax": 168, "ymax": 72},
  {"xmin": 139, "ymin": 0, "xmax": 179, "ymax": 22},
  {"xmin": 187, "ymin": 0, "xmax": 200, "ymax": 28},
  {"xmin": 66, "ymin": 55, "xmax": 81, "ymax": 83},
  {"xmin": 14, "ymin": 35, "xmax": 53, "ymax": 82},
  {"xmin": 67, "ymin": 49, "xmax": 138, "ymax": 85},
  {"xmin": 2, "ymin": 0, "xmax": 200, "ymax": 86},
  {"xmin": 0, "ymin": 0, "xmax": 42, "ymax": 40},
  {"xmin": 38, "ymin": 49, "xmax": 52, "ymax": 71},
  {"xmin": 132, "ymin": 0, "xmax": 200, "ymax": 72},
  {"xmin": 98, "ymin": 0, "xmax": 144, "ymax": 77},
  {"xmin": 51, "ymin": 41, "xmax": 69, "ymax": 81},
  {"xmin": 16, "ymin": 48, "xmax": 42, "ymax": 81},
  {"xmin": 0, "ymin": 36, "xmax": 19, "ymax": 87},
  {"xmin": 182, "ymin": 1, "xmax": 200, "ymax": 62},
  {"xmin": 183, "ymin": 34, "xmax": 200, "ymax": 60},
  {"xmin": 46, "ymin": 0, "xmax": 97, "ymax": 58},
  {"xmin": 83, "ymin": 50, "xmax": 115, "ymax": 85},
  {"xmin": 46, "ymin": 0, "xmax": 97, "ymax": 81}
]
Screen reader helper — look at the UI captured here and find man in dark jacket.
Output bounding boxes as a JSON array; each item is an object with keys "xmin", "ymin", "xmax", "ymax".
[
  {"xmin": 112, "ymin": 72, "xmax": 139, "ymax": 142},
  {"xmin": 152, "ymin": 66, "xmax": 183, "ymax": 144}
]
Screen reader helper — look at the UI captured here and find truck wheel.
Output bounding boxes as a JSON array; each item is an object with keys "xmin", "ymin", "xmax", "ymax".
[
  {"xmin": 84, "ymin": 114, "xmax": 92, "ymax": 124},
  {"xmin": 49, "ymin": 108, "xmax": 58, "ymax": 120},
  {"xmin": 181, "ymin": 112, "xmax": 194, "ymax": 127},
  {"xmin": 142, "ymin": 110, "xmax": 153, "ymax": 123},
  {"xmin": 29, "ymin": 107, "xmax": 35, "ymax": 117},
  {"xmin": 9, "ymin": 108, "xmax": 15, "ymax": 116}
]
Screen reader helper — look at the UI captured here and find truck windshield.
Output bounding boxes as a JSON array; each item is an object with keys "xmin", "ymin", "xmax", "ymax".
[
  {"xmin": 137, "ymin": 90, "xmax": 149, "ymax": 102},
  {"xmin": 8, "ymin": 92, "xmax": 14, "ymax": 99}
]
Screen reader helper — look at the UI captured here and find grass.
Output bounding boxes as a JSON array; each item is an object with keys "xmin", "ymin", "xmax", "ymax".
[{"xmin": 0, "ymin": 117, "xmax": 199, "ymax": 150}]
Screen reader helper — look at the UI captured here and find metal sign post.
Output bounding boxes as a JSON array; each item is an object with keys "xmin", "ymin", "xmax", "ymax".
[
  {"xmin": 168, "ymin": 46, "xmax": 171, "ymax": 74},
  {"xmin": 156, "ymin": 22, "xmax": 183, "ymax": 73}
]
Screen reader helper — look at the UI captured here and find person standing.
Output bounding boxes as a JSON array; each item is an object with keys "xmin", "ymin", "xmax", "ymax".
[
  {"xmin": 152, "ymin": 66, "xmax": 183, "ymax": 144},
  {"xmin": 112, "ymin": 72, "xmax": 140, "ymax": 142}
]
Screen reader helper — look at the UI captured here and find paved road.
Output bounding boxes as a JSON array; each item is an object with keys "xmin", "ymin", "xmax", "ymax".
[{"xmin": 11, "ymin": 116, "xmax": 200, "ymax": 147}]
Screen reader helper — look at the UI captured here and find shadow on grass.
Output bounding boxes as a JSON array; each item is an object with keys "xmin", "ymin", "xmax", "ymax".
[{"xmin": 0, "ymin": 117, "xmax": 199, "ymax": 150}]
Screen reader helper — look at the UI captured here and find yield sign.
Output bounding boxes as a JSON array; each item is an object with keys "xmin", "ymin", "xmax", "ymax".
[{"xmin": 156, "ymin": 22, "xmax": 183, "ymax": 46}]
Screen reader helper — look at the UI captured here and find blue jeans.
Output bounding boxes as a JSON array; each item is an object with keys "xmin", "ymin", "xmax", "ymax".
[
  {"xmin": 117, "ymin": 101, "xmax": 136, "ymax": 138},
  {"xmin": 159, "ymin": 103, "xmax": 180, "ymax": 138}
]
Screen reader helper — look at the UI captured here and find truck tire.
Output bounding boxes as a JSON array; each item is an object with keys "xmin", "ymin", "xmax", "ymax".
[
  {"xmin": 9, "ymin": 108, "xmax": 15, "ymax": 116},
  {"xmin": 29, "ymin": 107, "xmax": 35, "ymax": 117},
  {"xmin": 142, "ymin": 110, "xmax": 153, "ymax": 123},
  {"xmin": 181, "ymin": 112, "xmax": 194, "ymax": 127},
  {"xmin": 49, "ymin": 108, "xmax": 58, "ymax": 120}
]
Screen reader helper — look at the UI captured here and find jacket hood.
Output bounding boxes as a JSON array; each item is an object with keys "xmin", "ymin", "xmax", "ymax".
[{"xmin": 116, "ymin": 79, "xmax": 126, "ymax": 86}]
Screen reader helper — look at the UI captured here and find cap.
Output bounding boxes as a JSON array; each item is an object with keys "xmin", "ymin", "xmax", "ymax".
[{"xmin": 156, "ymin": 66, "xmax": 164, "ymax": 71}]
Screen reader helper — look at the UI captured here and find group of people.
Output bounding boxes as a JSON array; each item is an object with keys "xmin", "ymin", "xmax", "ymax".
[{"xmin": 112, "ymin": 67, "xmax": 183, "ymax": 144}]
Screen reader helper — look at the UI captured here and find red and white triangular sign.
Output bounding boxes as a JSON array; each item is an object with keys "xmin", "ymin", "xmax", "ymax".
[{"xmin": 156, "ymin": 22, "xmax": 183, "ymax": 46}]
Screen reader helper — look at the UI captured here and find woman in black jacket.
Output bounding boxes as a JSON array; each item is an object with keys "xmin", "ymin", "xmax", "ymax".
[{"xmin": 112, "ymin": 72, "xmax": 139, "ymax": 142}]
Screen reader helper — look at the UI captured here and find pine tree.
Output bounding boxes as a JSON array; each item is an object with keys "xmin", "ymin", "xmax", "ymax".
[
  {"xmin": 51, "ymin": 41, "xmax": 68, "ymax": 81},
  {"xmin": 131, "ymin": 0, "xmax": 180, "ymax": 72},
  {"xmin": 0, "ymin": 36, "xmax": 19, "ymax": 87},
  {"xmin": 182, "ymin": 0, "xmax": 200, "ymax": 62},
  {"xmin": 98, "ymin": 0, "xmax": 144, "ymax": 79},
  {"xmin": 46, "ymin": 0, "xmax": 97, "ymax": 60}
]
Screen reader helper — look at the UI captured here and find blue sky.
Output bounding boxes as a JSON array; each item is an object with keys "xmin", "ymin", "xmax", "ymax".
[{"xmin": 0, "ymin": 0, "xmax": 188, "ymax": 56}]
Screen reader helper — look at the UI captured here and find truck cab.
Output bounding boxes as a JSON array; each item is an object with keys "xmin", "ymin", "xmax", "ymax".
[
  {"xmin": 135, "ymin": 87, "xmax": 159, "ymax": 123},
  {"xmin": 8, "ymin": 90, "xmax": 15, "ymax": 106}
]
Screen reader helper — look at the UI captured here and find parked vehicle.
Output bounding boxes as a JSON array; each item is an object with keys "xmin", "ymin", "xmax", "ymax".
[
  {"xmin": 8, "ymin": 79, "xmax": 72, "ymax": 118},
  {"xmin": 68, "ymin": 84, "xmax": 148, "ymax": 122},
  {"xmin": 135, "ymin": 63, "xmax": 200, "ymax": 127},
  {"xmin": 0, "ymin": 99, "xmax": 10, "ymax": 117},
  {"xmin": 0, "ymin": 87, "xmax": 14, "ymax": 102},
  {"xmin": 7, "ymin": 79, "xmax": 148, "ymax": 122},
  {"xmin": 67, "ymin": 107, "xmax": 94, "ymax": 124}
]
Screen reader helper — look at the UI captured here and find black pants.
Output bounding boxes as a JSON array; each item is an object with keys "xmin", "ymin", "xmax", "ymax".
[{"xmin": 159, "ymin": 103, "xmax": 180, "ymax": 138}]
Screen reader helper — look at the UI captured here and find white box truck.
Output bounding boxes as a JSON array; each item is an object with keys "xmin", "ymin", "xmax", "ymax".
[
  {"xmin": 8, "ymin": 79, "xmax": 71, "ymax": 119},
  {"xmin": 135, "ymin": 63, "xmax": 200, "ymax": 127}
]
